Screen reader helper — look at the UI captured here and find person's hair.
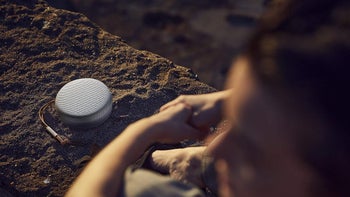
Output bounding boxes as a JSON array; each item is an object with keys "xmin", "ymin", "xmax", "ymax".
[{"xmin": 245, "ymin": 0, "xmax": 350, "ymax": 196}]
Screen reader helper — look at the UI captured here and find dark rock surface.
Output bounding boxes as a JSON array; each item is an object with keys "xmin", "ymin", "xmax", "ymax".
[
  {"xmin": 0, "ymin": 0, "xmax": 215, "ymax": 196},
  {"xmin": 48, "ymin": 0, "xmax": 265, "ymax": 89}
]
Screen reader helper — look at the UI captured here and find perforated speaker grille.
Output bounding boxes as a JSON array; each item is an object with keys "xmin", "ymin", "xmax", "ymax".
[{"xmin": 55, "ymin": 78, "xmax": 112, "ymax": 128}]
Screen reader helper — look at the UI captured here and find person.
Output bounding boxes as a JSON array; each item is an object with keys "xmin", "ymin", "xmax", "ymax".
[{"xmin": 66, "ymin": 0, "xmax": 350, "ymax": 196}]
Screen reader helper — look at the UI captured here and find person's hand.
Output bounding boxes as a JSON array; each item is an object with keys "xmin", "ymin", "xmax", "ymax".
[
  {"xmin": 66, "ymin": 104, "xmax": 207, "ymax": 197},
  {"xmin": 143, "ymin": 103, "xmax": 207, "ymax": 144},
  {"xmin": 149, "ymin": 146, "xmax": 206, "ymax": 188},
  {"xmin": 160, "ymin": 90, "xmax": 232, "ymax": 131}
]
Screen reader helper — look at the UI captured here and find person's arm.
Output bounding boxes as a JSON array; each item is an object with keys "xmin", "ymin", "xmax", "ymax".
[
  {"xmin": 143, "ymin": 90, "xmax": 233, "ymax": 188},
  {"xmin": 160, "ymin": 89, "xmax": 233, "ymax": 131},
  {"xmin": 65, "ymin": 103, "xmax": 204, "ymax": 197}
]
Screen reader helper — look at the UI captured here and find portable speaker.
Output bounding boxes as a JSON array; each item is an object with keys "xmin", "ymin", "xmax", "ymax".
[{"xmin": 55, "ymin": 78, "xmax": 112, "ymax": 128}]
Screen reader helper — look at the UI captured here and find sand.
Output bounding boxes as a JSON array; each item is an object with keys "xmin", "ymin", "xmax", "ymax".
[{"xmin": 0, "ymin": 0, "xmax": 216, "ymax": 196}]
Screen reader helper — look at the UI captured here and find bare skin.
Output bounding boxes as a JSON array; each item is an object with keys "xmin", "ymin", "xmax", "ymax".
[
  {"xmin": 67, "ymin": 56, "xmax": 324, "ymax": 197},
  {"xmin": 150, "ymin": 146, "xmax": 206, "ymax": 188},
  {"xmin": 66, "ymin": 85, "xmax": 232, "ymax": 196},
  {"xmin": 209, "ymin": 57, "xmax": 321, "ymax": 197},
  {"xmin": 149, "ymin": 56, "xmax": 324, "ymax": 197},
  {"xmin": 66, "ymin": 103, "xmax": 207, "ymax": 197},
  {"xmin": 160, "ymin": 90, "xmax": 232, "ymax": 131},
  {"xmin": 148, "ymin": 90, "xmax": 233, "ymax": 188}
]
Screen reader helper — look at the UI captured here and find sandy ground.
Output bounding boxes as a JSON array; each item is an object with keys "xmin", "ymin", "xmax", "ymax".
[{"xmin": 0, "ymin": 0, "xmax": 216, "ymax": 196}]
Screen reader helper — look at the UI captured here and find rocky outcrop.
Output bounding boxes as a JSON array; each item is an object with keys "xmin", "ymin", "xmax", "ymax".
[{"xmin": 54, "ymin": 0, "xmax": 264, "ymax": 89}]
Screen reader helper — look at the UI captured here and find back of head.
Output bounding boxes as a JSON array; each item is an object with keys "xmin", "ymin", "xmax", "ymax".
[{"xmin": 245, "ymin": 0, "xmax": 350, "ymax": 196}]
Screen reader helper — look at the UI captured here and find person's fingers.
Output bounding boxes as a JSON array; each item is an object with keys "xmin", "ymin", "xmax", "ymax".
[
  {"xmin": 157, "ymin": 102, "xmax": 211, "ymax": 143},
  {"xmin": 160, "ymin": 95, "xmax": 193, "ymax": 112},
  {"xmin": 160, "ymin": 102, "xmax": 192, "ymax": 122},
  {"xmin": 159, "ymin": 98, "xmax": 182, "ymax": 111}
]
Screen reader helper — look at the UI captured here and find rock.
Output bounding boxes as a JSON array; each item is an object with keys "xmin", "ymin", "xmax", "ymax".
[
  {"xmin": 60, "ymin": 0, "xmax": 265, "ymax": 89},
  {"xmin": 0, "ymin": 0, "xmax": 215, "ymax": 196}
]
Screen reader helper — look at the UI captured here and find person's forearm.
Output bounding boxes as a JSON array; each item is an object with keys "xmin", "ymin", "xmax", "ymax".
[
  {"xmin": 66, "ymin": 119, "xmax": 157, "ymax": 197},
  {"xmin": 214, "ymin": 89, "xmax": 233, "ymax": 106},
  {"xmin": 66, "ymin": 103, "xmax": 197, "ymax": 197}
]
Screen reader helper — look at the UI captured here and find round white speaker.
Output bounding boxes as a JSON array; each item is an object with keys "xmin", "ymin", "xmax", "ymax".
[{"xmin": 55, "ymin": 78, "xmax": 112, "ymax": 128}]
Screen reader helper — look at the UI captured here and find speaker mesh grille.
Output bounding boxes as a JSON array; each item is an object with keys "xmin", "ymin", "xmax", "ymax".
[{"xmin": 55, "ymin": 78, "xmax": 112, "ymax": 127}]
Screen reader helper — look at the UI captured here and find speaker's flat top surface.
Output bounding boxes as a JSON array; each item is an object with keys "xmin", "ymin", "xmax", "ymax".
[{"xmin": 55, "ymin": 78, "xmax": 111, "ymax": 117}]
